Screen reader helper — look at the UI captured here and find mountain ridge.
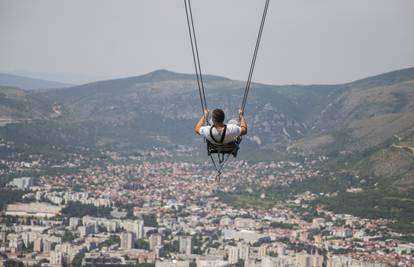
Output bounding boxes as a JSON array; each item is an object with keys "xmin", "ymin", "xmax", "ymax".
[
  {"xmin": 0, "ymin": 67, "xmax": 413, "ymax": 190},
  {"xmin": 0, "ymin": 73, "xmax": 73, "ymax": 90}
]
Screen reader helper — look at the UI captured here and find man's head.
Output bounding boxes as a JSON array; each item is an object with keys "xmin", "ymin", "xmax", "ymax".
[{"xmin": 212, "ymin": 109, "xmax": 225, "ymax": 125}]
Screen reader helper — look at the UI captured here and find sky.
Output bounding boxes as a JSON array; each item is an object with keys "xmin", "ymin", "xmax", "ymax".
[{"xmin": 0, "ymin": 0, "xmax": 413, "ymax": 85}]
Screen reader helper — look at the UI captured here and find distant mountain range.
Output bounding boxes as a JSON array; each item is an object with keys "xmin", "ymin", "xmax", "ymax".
[
  {"xmin": 0, "ymin": 68, "xmax": 413, "ymax": 191},
  {"xmin": 0, "ymin": 73, "xmax": 72, "ymax": 90}
]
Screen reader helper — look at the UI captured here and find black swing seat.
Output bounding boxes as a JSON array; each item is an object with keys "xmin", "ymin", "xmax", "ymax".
[
  {"xmin": 206, "ymin": 124, "xmax": 242, "ymax": 158},
  {"xmin": 207, "ymin": 137, "xmax": 241, "ymax": 158}
]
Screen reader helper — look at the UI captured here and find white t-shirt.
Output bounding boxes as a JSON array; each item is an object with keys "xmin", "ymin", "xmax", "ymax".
[{"xmin": 200, "ymin": 124, "xmax": 241, "ymax": 144}]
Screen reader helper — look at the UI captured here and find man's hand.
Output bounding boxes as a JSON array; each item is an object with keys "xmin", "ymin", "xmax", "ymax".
[
  {"xmin": 239, "ymin": 109, "xmax": 248, "ymax": 136},
  {"xmin": 239, "ymin": 109, "xmax": 244, "ymax": 117},
  {"xmin": 195, "ymin": 109, "xmax": 209, "ymax": 135}
]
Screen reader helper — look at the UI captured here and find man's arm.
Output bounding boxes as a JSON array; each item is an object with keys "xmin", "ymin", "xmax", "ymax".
[
  {"xmin": 195, "ymin": 110, "xmax": 209, "ymax": 135},
  {"xmin": 239, "ymin": 110, "xmax": 248, "ymax": 136}
]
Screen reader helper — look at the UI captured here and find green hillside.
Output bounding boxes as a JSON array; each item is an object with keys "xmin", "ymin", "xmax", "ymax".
[{"xmin": 0, "ymin": 68, "xmax": 413, "ymax": 191}]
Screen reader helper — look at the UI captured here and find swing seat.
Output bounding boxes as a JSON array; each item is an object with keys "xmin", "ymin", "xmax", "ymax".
[{"xmin": 207, "ymin": 137, "xmax": 241, "ymax": 158}]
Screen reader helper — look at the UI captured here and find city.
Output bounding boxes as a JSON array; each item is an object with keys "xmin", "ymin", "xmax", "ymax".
[{"xmin": 0, "ymin": 151, "xmax": 413, "ymax": 267}]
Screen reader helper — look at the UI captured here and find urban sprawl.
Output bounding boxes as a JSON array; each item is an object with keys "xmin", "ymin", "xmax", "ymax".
[{"xmin": 0, "ymin": 152, "xmax": 413, "ymax": 267}]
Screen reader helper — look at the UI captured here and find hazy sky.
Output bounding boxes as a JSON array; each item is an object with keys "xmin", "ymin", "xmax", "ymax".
[{"xmin": 1, "ymin": 0, "xmax": 413, "ymax": 85}]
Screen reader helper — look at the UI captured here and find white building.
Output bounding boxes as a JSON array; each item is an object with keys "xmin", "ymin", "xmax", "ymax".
[
  {"xmin": 234, "ymin": 218, "xmax": 256, "ymax": 229},
  {"xmin": 238, "ymin": 243, "xmax": 250, "ymax": 261},
  {"xmin": 261, "ymin": 256, "xmax": 293, "ymax": 267},
  {"xmin": 34, "ymin": 238, "xmax": 43, "ymax": 252},
  {"xmin": 327, "ymin": 254, "xmax": 387, "ymax": 267},
  {"xmin": 69, "ymin": 217, "xmax": 81, "ymax": 229},
  {"xmin": 228, "ymin": 243, "xmax": 249, "ymax": 264},
  {"xmin": 43, "ymin": 239, "xmax": 53, "ymax": 253},
  {"xmin": 179, "ymin": 236, "xmax": 192, "ymax": 256},
  {"xmin": 297, "ymin": 252, "xmax": 323, "ymax": 267},
  {"xmin": 79, "ymin": 224, "xmax": 95, "ymax": 238},
  {"xmin": 9, "ymin": 235, "xmax": 24, "ymax": 253},
  {"xmin": 8, "ymin": 177, "xmax": 34, "ymax": 189},
  {"xmin": 122, "ymin": 220, "xmax": 144, "ymax": 239},
  {"xmin": 120, "ymin": 232, "xmax": 135, "ymax": 250},
  {"xmin": 5, "ymin": 202, "xmax": 62, "ymax": 218},
  {"xmin": 149, "ymin": 233, "xmax": 162, "ymax": 251},
  {"xmin": 228, "ymin": 246, "xmax": 239, "ymax": 264},
  {"xmin": 155, "ymin": 260, "xmax": 190, "ymax": 267},
  {"xmin": 50, "ymin": 251, "xmax": 64, "ymax": 267},
  {"xmin": 220, "ymin": 217, "xmax": 233, "ymax": 226},
  {"xmin": 334, "ymin": 228, "xmax": 353, "ymax": 238},
  {"xmin": 197, "ymin": 256, "xmax": 230, "ymax": 267}
]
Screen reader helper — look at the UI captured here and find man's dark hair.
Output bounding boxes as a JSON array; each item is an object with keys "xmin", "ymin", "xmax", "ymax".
[{"xmin": 212, "ymin": 109, "xmax": 225, "ymax": 124}]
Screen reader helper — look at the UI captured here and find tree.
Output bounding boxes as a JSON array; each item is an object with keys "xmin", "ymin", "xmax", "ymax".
[
  {"xmin": 235, "ymin": 259, "xmax": 244, "ymax": 267},
  {"xmin": 135, "ymin": 239, "xmax": 149, "ymax": 250},
  {"xmin": 62, "ymin": 201, "xmax": 111, "ymax": 218},
  {"xmin": 99, "ymin": 235, "xmax": 120, "ymax": 249},
  {"xmin": 143, "ymin": 214, "xmax": 158, "ymax": 227},
  {"xmin": 5, "ymin": 260, "xmax": 24, "ymax": 267},
  {"xmin": 72, "ymin": 252, "xmax": 85, "ymax": 267},
  {"xmin": 267, "ymin": 251, "xmax": 278, "ymax": 257},
  {"xmin": 62, "ymin": 230, "xmax": 75, "ymax": 242}
]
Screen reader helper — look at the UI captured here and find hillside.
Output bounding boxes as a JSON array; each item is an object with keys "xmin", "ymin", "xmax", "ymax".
[
  {"xmin": 0, "ymin": 68, "xmax": 412, "ymax": 190},
  {"xmin": 0, "ymin": 73, "xmax": 72, "ymax": 90},
  {"xmin": 289, "ymin": 68, "xmax": 414, "ymax": 190},
  {"xmin": 38, "ymin": 70, "xmax": 327, "ymax": 151},
  {"xmin": 0, "ymin": 86, "xmax": 57, "ymax": 125}
]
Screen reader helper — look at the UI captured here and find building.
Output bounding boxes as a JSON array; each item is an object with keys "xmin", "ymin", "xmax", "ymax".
[
  {"xmin": 50, "ymin": 251, "xmax": 64, "ymax": 267},
  {"xmin": 8, "ymin": 177, "xmax": 34, "ymax": 189},
  {"xmin": 258, "ymin": 244, "xmax": 267, "ymax": 259},
  {"xmin": 34, "ymin": 238, "xmax": 43, "ymax": 252},
  {"xmin": 0, "ymin": 232, "xmax": 6, "ymax": 243},
  {"xmin": 334, "ymin": 228, "xmax": 353, "ymax": 238},
  {"xmin": 179, "ymin": 236, "xmax": 192, "ymax": 256},
  {"xmin": 120, "ymin": 232, "xmax": 135, "ymax": 250},
  {"xmin": 196, "ymin": 256, "xmax": 230, "ymax": 267},
  {"xmin": 327, "ymin": 254, "xmax": 387, "ymax": 267},
  {"xmin": 228, "ymin": 246, "xmax": 238, "ymax": 264},
  {"xmin": 238, "ymin": 243, "xmax": 250, "ymax": 261},
  {"xmin": 234, "ymin": 218, "xmax": 256, "ymax": 229},
  {"xmin": 43, "ymin": 239, "xmax": 53, "ymax": 253},
  {"xmin": 69, "ymin": 217, "xmax": 81, "ymax": 229},
  {"xmin": 9, "ymin": 235, "xmax": 24, "ymax": 253},
  {"xmin": 82, "ymin": 252, "xmax": 127, "ymax": 267},
  {"xmin": 149, "ymin": 233, "xmax": 162, "ymax": 251},
  {"xmin": 220, "ymin": 217, "xmax": 233, "ymax": 226},
  {"xmin": 228, "ymin": 243, "xmax": 250, "ymax": 265},
  {"xmin": 261, "ymin": 256, "xmax": 293, "ymax": 267},
  {"xmin": 297, "ymin": 252, "xmax": 323, "ymax": 267},
  {"xmin": 155, "ymin": 260, "xmax": 190, "ymax": 267},
  {"xmin": 122, "ymin": 220, "xmax": 144, "ymax": 239},
  {"xmin": 5, "ymin": 202, "xmax": 62, "ymax": 218},
  {"xmin": 79, "ymin": 224, "xmax": 95, "ymax": 238}
]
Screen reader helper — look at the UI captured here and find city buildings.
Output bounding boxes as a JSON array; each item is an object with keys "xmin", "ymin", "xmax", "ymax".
[{"xmin": 0, "ymin": 159, "xmax": 411, "ymax": 267}]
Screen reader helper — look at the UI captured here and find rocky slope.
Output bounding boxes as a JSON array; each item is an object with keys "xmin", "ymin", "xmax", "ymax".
[{"xmin": 0, "ymin": 68, "xmax": 413, "ymax": 189}]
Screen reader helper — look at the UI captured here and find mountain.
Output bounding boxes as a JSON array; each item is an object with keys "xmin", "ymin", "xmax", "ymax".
[
  {"xmin": 288, "ymin": 68, "xmax": 414, "ymax": 190},
  {"xmin": 0, "ymin": 68, "xmax": 413, "ymax": 190},
  {"xmin": 0, "ymin": 73, "xmax": 72, "ymax": 90},
  {"xmin": 0, "ymin": 86, "xmax": 57, "ymax": 125}
]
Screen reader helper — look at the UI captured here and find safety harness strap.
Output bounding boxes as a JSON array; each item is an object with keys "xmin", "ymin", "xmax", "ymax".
[{"xmin": 209, "ymin": 125, "xmax": 227, "ymax": 144}]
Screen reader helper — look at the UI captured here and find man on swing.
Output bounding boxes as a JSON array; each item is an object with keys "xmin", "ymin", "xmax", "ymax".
[{"xmin": 195, "ymin": 109, "xmax": 248, "ymax": 144}]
